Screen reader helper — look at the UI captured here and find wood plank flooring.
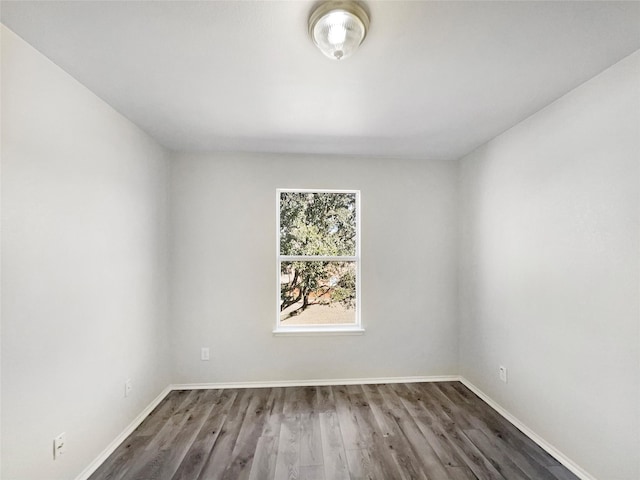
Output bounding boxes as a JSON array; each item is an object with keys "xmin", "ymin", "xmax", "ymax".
[{"xmin": 89, "ymin": 382, "xmax": 579, "ymax": 480}]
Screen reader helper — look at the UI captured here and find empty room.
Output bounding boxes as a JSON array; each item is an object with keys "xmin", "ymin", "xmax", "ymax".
[{"xmin": 1, "ymin": 1, "xmax": 638, "ymax": 480}]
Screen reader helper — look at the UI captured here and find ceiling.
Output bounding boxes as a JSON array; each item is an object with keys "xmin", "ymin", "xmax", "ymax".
[{"xmin": 2, "ymin": 1, "xmax": 640, "ymax": 161}]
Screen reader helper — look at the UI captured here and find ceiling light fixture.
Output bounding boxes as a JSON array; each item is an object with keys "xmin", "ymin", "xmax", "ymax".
[{"xmin": 308, "ymin": 2, "xmax": 370, "ymax": 60}]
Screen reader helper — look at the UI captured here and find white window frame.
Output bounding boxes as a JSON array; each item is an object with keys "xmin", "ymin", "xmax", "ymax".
[{"xmin": 274, "ymin": 188, "xmax": 363, "ymax": 335}]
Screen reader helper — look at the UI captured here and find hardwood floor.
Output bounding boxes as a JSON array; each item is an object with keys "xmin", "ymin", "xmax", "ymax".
[{"xmin": 89, "ymin": 382, "xmax": 579, "ymax": 480}]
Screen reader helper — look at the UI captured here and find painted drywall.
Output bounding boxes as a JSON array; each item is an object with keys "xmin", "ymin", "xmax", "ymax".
[
  {"xmin": 169, "ymin": 152, "xmax": 458, "ymax": 384},
  {"xmin": 458, "ymin": 50, "xmax": 640, "ymax": 480},
  {"xmin": 1, "ymin": 26, "xmax": 171, "ymax": 480}
]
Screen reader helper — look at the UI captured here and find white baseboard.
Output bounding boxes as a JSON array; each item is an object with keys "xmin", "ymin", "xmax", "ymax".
[
  {"xmin": 459, "ymin": 377, "xmax": 597, "ymax": 480},
  {"xmin": 74, "ymin": 385, "xmax": 172, "ymax": 480},
  {"xmin": 170, "ymin": 375, "xmax": 460, "ymax": 390}
]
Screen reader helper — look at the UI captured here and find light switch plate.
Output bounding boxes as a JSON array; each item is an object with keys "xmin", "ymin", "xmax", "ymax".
[{"xmin": 54, "ymin": 432, "xmax": 66, "ymax": 459}]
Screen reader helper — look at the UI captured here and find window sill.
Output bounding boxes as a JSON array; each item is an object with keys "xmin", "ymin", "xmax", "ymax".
[{"xmin": 273, "ymin": 326, "xmax": 365, "ymax": 337}]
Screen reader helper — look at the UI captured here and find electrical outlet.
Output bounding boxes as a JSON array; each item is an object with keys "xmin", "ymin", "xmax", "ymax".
[
  {"xmin": 499, "ymin": 366, "xmax": 508, "ymax": 383},
  {"xmin": 125, "ymin": 379, "xmax": 132, "ymax": 397},
  {"xmin": 201, "ymin": 347, "xmax": 210, "ymax": 361},
  {"xmin": 53, "ymin": 432, "xmax": 66, "ymax": 459}
]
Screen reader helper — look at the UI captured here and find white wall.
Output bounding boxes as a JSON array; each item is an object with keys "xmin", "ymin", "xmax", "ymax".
[
  {"xmin": 1, "ymin": 26, "xmax": 171, "ymax": 480},
  {"xmin": 169, "ymin": 152, "xmax": 458, "ymax": 384},
  {"xmin": 458, "ymin": 50, "xmax": 640, "ymax": 480}
]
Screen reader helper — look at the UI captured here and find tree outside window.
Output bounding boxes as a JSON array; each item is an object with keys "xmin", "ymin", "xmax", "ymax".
[{"xmin": 277, "ymin": 190, "xmax": 360, "ymax": 331}]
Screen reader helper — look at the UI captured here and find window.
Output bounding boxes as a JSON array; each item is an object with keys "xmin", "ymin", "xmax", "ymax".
[{"xmin": 275, "ymin": 189, "xmax": 362, "ymax": 334}]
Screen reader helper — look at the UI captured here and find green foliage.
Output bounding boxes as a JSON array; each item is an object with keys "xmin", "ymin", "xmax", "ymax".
[
  {"xmin": 280, "ymin": 192, "xmax": 356, "ymax": 256},
  {"xmin": 280, "ymin": 192, "xmax": 356, "ymax": 315}
]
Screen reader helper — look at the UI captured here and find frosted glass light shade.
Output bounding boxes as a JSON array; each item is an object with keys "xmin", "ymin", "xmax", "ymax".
[{"xmin": 309, "ymin": 3, "xmax": 369, "ymax": 60}]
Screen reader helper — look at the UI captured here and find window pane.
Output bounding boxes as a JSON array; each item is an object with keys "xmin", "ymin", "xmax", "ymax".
[
  {"xmin": 280, "ymin": 261, "xmax": 356, "ymax": 325},
  {"xmin": 280, "ymin": 192, "xmax": 356, "ymax": 256}
]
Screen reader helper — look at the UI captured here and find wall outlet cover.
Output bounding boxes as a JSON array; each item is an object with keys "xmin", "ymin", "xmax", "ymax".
[{"xmin": 499, "ymin": 366, "xmax": 508, "ymax": 383}]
